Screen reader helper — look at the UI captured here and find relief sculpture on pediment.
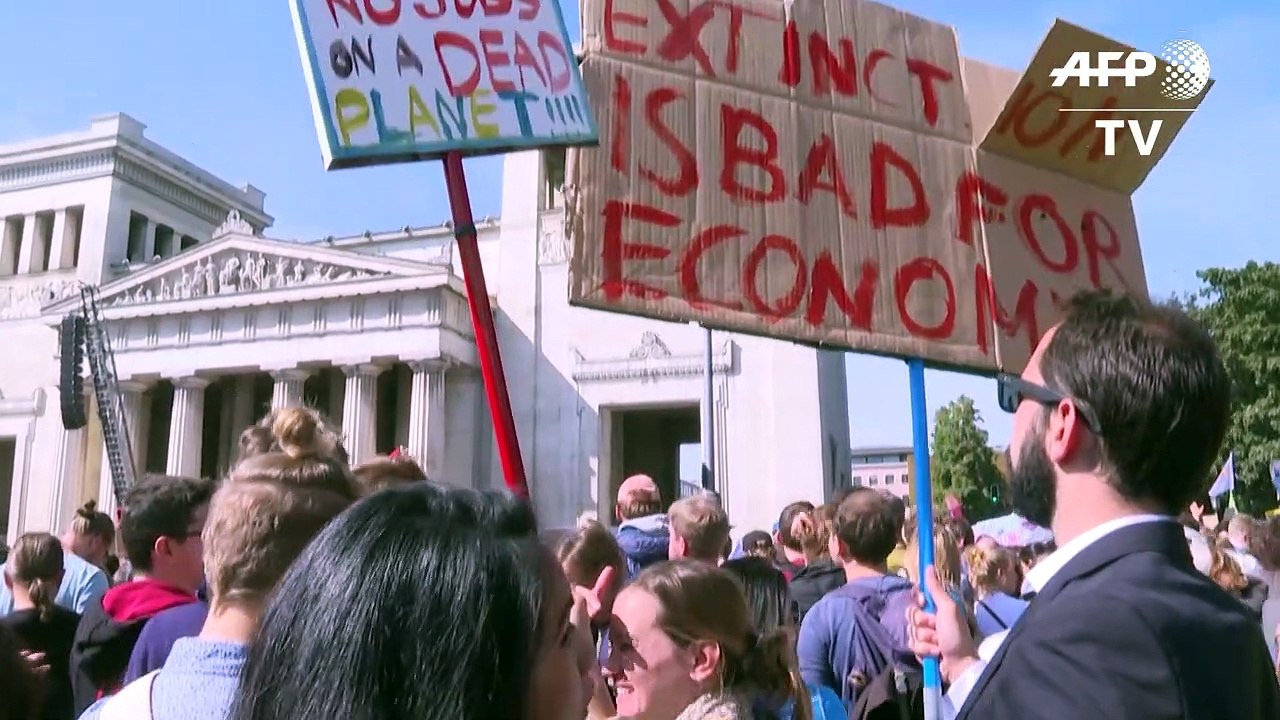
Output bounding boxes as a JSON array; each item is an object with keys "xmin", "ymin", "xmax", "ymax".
[
  {"xmin": 0, "ymin": 280, "xmax": 79, "ymax": 320},
  {"xmin": 110, "ymin": 251, "xmax": 392, "ymax": 306}
]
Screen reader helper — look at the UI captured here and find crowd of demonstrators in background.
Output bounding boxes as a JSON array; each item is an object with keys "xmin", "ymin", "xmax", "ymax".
[
  {"xmin": 1, "ymin": 502, "xmax": 115, "ymax": 617},
  {"xmin": 1187, "ymin": 510, "xmax": 1280, "ymax": 659},
  {"xmin": 4, "ymin": 291, "xmax": 1280, "ymax": 720}
]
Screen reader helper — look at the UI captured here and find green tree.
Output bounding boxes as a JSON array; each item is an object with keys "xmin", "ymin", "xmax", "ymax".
[
  {"xmin": 1186, "ymin": 262, "xmax": 1280, "ymax": 514},
  {"xmin": 931, "ymin": 396, "xmax": 1006, "ymax": 520}
]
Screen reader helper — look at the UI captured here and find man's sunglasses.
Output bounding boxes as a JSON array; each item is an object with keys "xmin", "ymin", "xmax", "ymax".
[{"xmin": 996, "ymin": 374, "xmax": 1101, "ymax": 432}]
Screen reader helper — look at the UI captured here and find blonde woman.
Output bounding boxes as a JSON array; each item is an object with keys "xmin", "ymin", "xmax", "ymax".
[
  {"xmin": 963, "ymin": 545, "xmax": 1028, "ymax": 638},
  {"xmin": 902, "ymin": 526, "xmax": 970, "ymax": 623}
]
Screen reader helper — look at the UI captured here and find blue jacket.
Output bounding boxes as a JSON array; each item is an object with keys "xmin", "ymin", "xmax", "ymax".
[{"xmin": 615, "ymin": 514, "xmax": 669, "ymax": 578}]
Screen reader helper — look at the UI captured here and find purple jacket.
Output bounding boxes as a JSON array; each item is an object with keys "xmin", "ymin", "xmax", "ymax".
[{"xmin": 122, "ymin": 599, "xmax": 210, "ymax": 683}]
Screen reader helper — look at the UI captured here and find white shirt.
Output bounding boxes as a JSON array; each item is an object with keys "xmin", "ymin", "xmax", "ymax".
[
  {"xmin": 940, "ymin": 514, "xmax": 1173, "ymax": 719},
  {"xmin": 1230, "ymin": 548, "xmax": 1264, "ymax": 579}
]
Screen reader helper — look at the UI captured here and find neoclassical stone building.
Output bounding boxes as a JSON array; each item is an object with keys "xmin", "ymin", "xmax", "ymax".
[{"xmin": 0, "ymin": 114, "xmax": 852, "ymax": 541}]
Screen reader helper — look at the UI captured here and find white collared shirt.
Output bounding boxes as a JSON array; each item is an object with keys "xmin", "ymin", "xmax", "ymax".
[{"xmin": 940, "ymin": 514, "xmax": 1173, "ymax": 719}]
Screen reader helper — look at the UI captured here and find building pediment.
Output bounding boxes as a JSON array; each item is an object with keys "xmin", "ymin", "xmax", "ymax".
[
  {"xmin": 572, "ymin": 332, "xmax": 736, "ymax": 383},
  {"xmin": 47, "ymin": 231, "xmax": 447, "ymax": 313}
]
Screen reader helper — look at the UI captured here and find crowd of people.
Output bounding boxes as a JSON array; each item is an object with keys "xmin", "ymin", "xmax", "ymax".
[{"xmin": 2, "ymin": 294, "xmax": 1280, "ymax": 720}]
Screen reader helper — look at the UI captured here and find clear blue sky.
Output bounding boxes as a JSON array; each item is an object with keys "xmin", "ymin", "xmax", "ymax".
[{"xmin": 2, "ymin": 0, "xmax": 1274, "ymax": 450}]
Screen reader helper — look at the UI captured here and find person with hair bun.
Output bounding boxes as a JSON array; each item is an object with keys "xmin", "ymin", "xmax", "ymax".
[
  {"xmin": 121, "ymin": 406, "xmax": 357, "ymax": 685},
  {"xmin": 0, "ymin": 502, "xmax": 114, "ymax": 617},
  {"xmin": 3, "ymin": 532, "xmax": 80, "ymax": 720},
  {"xmin": 606, "ymin": 559, "xmax": 812, "ymax": 720},
  {"xmin": 787, "ymin": 505, "xmax": 846, "ymax": 623},
  {"xmin": 240, "ymin": 406, "xmax": 349, "ymax": 466},
  {"xmin": 231, "ymin": 407, "xmax": 358, "ymax": 500},
  {"xmin": 83, "ymin": 464, "xmax": 355, "ymax": 720}
]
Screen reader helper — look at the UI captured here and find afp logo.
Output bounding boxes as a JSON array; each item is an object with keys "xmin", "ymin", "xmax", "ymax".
[{"xmin": 1049, "ymin": 40, "xmax": 1211, "ymax": 100}]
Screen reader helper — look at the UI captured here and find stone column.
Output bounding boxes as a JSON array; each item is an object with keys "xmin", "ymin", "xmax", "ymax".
[
  {"xmin": 341, "ymin": 364, "xmax": 383, "ymax": 465},
  {"xmin": 406, "ymin": 361, "xmax": 447, "ymax": 478},
  {"xmin": 48, "ymin": 398, "xmax": 88, "ymax": 533},
  {"xmin": 270, "ymin": 368, "xmax": 309, "ymax": 410},
  {"xmin": 48, "ymin": 210, "xmax": 69, "ymax": 271},
  {"xmin": 166, "ymin": 377, "xmax": 209, "ymax": 477},
  {"xmin": 98, "ymin": 380, "xmax": 149, "ymax": 518},
  {"xmin": 0, "ymin": 217, "xmax": 20, "ymax": 275},
  {"xmin": 15, "ymin": 213, "xmax": 38, "ymax": 274}
]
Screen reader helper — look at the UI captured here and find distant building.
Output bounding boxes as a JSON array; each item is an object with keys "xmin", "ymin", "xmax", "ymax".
[
  {"xmin": 848, "ymin": 446, "xmax": 914, "ymax": 501},
  {"xmin": 845, "ymin": 445, "xmax": 1009, "ymax": 507}
]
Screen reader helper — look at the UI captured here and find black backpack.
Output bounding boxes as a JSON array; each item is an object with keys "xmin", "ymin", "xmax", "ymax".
[{"xmin": 849, "ymin": 663, "xmax": 924, "ymax": 720}]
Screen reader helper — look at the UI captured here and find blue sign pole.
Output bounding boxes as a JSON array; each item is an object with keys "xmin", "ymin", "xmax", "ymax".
[{"xmin": 908, "ymin": 358, "xmax": 942, "ymax": 720}]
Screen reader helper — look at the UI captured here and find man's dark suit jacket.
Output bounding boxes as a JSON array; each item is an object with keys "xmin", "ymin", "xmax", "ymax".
[{"xmin": 957, "ymin": 520, "xmax": 1280, "ymax": 719}]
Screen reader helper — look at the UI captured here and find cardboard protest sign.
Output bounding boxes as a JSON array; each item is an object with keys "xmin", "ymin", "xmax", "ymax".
[
  {"xmin": 567, "ymin": 2, "xmax": 1207, "ymax": 374},
  {"xmin": 980, "ymin": 20, "xmax": 1212, "ymax": 194},
  {"xmin": 290, "ymin": 0, "xmax": 598, "ymax": 169}
]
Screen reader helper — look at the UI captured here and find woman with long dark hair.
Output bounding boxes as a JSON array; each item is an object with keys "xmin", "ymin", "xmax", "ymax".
[{"xmin": 228, "ymin": 483, "xmax": 591, "ymax": 720}]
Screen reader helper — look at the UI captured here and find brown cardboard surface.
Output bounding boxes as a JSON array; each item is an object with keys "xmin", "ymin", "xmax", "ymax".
[
  {"xmin": 973, "ymin": 150, "xmax": 1148, "ymax": 372},
  {"xmin": 979, "ymin": 19, "xmax": 1212, "ymax": 194},
  {"xmin": 961, "ymin": 58, "xmax": 1020, "ymax": 142},
  {"xmin": 568, "ymin": 1, "xmax": 1207, "ymax": 374}
]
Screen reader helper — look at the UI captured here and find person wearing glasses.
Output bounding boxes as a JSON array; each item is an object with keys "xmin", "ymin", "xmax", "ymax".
[
  {"xmin": 907, "ymin": 290, "xmax": 1280, "ymax": 720},
  {"xmin": 69, "ymin": 475, "xmax": 215, "ymax": 715}
]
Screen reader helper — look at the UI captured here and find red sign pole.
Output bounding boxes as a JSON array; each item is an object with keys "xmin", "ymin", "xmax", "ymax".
[{"xmin": 442, "ymin": 151, "xmax": 530, "ymax": 499}]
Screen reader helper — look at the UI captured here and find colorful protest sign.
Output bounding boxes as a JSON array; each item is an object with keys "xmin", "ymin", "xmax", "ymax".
[
  {"xmin": 566, "ymin": 3, "xmax": 1209, "ymax": 374},
  {"xmin": 290, "ymin": 0, "xmax": 598, "ymax": 169}
]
